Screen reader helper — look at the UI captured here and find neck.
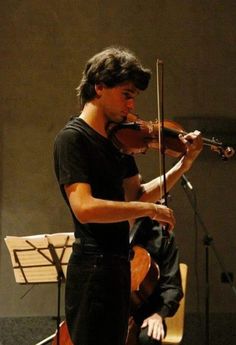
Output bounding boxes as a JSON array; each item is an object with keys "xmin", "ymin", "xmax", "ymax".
[{"xmin": 79, "ymin": 102, "xmax": 107, "ymax": 137}]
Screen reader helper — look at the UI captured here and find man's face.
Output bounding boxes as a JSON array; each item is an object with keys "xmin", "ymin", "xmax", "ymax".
[{"xmin": 96, "ymin": 82, "xmax": 139, "ymax": 123}]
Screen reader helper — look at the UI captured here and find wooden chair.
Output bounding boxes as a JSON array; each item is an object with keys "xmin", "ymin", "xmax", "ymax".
[{"xmin": 163, "ymin": 263, "xmax": 188, "ymax": 344}]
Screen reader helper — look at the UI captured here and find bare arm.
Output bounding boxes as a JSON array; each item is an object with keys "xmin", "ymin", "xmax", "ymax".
[
  {"xmin": 64, "ymin": 182, "xmax": 175, "ymax": 230},
  {"xmin": 135, "ymin": 130, "xmax": 203, "ymax": 203},
  {"xmin": 64, "ymin": 131, "xmax": 201, "ymax": 231}
]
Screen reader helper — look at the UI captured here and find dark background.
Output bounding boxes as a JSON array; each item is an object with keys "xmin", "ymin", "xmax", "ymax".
[{"xmin": 1, "ymin": 1, "xmax": 236, "ymax": 344}]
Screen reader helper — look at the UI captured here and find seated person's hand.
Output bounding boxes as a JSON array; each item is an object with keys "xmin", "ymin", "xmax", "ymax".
[{"xmin": 141, "ymin": 313, "xmax": 165, "ymax": 341}]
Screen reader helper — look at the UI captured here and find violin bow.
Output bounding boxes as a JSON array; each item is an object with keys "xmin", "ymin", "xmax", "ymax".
[{"xmin": 156, "ymin": 59, "xmax": 168, "ymax": 208}]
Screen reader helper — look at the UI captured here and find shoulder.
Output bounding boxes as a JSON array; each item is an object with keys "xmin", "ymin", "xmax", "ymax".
[{"xmin": 54, "ymin": 117, "xmax": 86, "ymax": 146}]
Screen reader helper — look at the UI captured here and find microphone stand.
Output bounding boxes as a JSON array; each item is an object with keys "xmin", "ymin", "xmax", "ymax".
[{"xmin": 181, "ymin": 176, "xmax": 236, "ymax": 345}]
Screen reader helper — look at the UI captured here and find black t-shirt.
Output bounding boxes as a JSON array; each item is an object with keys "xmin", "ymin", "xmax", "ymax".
[{"xmin": 54, "ymin": 116, "xmax": 139, "ymax": 256}]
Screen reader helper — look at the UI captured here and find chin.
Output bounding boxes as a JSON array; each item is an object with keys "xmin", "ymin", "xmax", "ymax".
[
  {"xmin": 112, "ymin": 117, "xmax": 125, "ymax": 124},
  {"xmin": 107, "ymin": 112, "xmax": 126, "ymax": 124}
]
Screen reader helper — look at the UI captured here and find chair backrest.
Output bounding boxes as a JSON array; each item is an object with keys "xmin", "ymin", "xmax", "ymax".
[{"xmin": 162, "ymin": 263, "xmax": 188, "ymax": 344}]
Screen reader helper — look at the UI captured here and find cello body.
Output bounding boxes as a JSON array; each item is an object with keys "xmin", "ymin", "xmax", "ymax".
[{"xmin": 51, "ymin": 320, "xmax": 72, "ymax": 345}]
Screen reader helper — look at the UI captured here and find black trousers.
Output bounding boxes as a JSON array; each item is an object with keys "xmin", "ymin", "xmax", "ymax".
[{"xmin": 65, "ymin": 244, "xmax": 131, "ymax": 345}]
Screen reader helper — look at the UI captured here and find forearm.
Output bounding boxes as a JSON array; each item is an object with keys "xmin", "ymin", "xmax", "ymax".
[
  {"xmin": 65, "ymin": 183, "xmax": 175, "ymax": 229},
  {"xmin": 139, "ymin": 156, "xmax": 188, "ymax": 203},
  {"xmin": 74, "ymin": 198, "xmax": 156, "ymax": 224}
]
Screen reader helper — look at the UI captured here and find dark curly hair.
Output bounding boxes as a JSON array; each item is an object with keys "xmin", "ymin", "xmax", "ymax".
[{"xmin": 76, "ymin": 46, "xmax": 151, "ymax": 109}]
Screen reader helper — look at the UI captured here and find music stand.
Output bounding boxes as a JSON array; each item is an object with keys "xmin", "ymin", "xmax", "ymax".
[{"xmin": 5, "ymin": 232, "xmax": 75, "ymax": 345}]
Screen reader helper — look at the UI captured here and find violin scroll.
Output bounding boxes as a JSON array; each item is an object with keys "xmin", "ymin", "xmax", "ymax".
[{"xmin": 209, "ymin": 138, "xmax": 235, "ymax": 160}]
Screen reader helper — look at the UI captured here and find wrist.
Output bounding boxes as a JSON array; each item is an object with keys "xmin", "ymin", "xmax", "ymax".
[
  {"xmin": 179, "ymin": 155, "xmax": 193, "ymax": 173},
  {"xmin": 149, "ymin": 203, "xmax": 157, "ymax": 219}
]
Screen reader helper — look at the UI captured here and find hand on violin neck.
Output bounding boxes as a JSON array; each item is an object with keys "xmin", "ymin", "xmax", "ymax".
[{"xmin": 179, "ymin": 130, "xmax": 203, "ymax": 170}]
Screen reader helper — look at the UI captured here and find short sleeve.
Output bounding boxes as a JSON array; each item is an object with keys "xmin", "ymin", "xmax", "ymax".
[{"xmin": 54, "ymin": 128, "xmax": 90, "ymax": 186}]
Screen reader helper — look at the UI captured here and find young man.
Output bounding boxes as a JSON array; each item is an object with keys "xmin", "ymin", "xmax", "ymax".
[{"xmin": 54, "ymin": 46, "xmax": 202, "ymax": 345}]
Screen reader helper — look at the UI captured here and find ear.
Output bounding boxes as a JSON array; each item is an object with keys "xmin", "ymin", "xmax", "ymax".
[{"xmin": 95, "ymin": 83, "xmax": 105, "ymax": 97}]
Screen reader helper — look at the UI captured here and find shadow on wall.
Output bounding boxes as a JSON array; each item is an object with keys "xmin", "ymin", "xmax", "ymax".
[{"xmin": 173, "ymin": 116, "xmax": 236, "ymax": 160}]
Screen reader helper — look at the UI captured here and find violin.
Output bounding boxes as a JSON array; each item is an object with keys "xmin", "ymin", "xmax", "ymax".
[{"xmin": 107, "ymin": 113, "xmax": 235, "ymax": 160}]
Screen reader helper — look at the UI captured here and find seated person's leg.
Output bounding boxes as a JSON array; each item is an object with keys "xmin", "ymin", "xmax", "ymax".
[{"xmin": 138, "ymin": 327, "xmax": 162, "ymax": 345}]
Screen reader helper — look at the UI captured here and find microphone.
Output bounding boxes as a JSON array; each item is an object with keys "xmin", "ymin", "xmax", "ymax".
[{"xmin": 181, "ymin": 174, "xmax": 193, "ymax": 190}]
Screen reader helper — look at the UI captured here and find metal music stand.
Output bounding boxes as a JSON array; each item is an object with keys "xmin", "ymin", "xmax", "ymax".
[{"xmin": 5, "ymin": 232, "xmax": 75, "ymax": 345}]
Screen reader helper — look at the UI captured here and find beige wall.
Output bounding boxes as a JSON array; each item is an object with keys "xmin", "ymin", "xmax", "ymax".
[{"xmin": 1, "ymin": 1, "xmax": 236, "ymax": 317}]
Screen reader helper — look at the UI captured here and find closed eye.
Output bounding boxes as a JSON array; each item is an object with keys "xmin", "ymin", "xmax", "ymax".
[{"xmin": 123, "ymin": 92, "xmax": 134, "ymax": 100}]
